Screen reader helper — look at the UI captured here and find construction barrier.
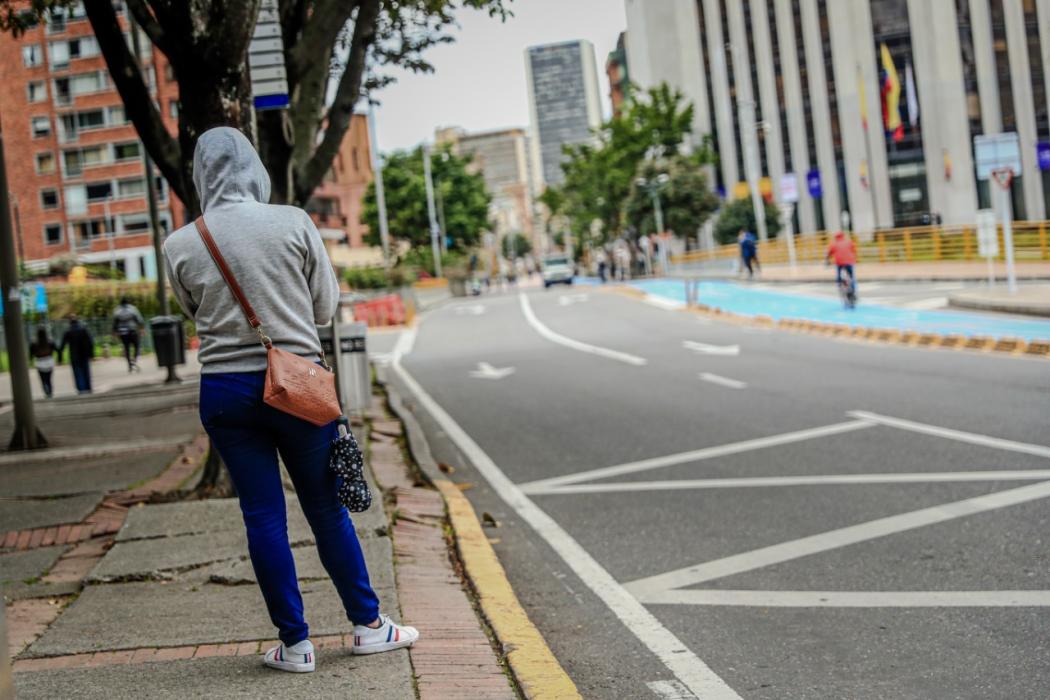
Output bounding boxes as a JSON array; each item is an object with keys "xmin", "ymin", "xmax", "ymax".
[{"xmin": 353, "ymin": 294, "xmax": 407, "ymax": 328}]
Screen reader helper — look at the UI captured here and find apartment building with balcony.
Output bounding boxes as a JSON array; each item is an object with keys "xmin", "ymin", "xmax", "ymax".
[{"xmin": 0, "ymin": 2, "xmax": 180, "ymax": 280}]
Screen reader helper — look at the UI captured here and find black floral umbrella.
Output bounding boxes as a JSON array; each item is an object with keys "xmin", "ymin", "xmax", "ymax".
[{"xmin": 330, "ymin": 417, "xmax": 372, "ymax": 512}]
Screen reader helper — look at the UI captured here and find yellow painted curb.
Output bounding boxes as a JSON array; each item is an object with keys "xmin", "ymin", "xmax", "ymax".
[{"xmin": 435, "ymin": 479, "xmax": 581, "ymax": 700}]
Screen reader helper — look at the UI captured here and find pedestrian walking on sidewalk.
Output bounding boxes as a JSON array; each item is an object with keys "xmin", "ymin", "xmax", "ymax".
[
  {"xmin": 164, "ymin": 127, "xmax": 418, "ymax": 674},
  {"xmin": 59, "ymin": 315, "xmax": 94, "ymax": 394},
  {"xmin": 112, "ymin": 296, "xmax": 146, "ymax": 372},
  {"xmin": 739, "ymin": 228, "xmax": 760, "ymax": 279},
  {"xmin": 29, "ymin": 326, "xmax": 58, "ymax": 398}
]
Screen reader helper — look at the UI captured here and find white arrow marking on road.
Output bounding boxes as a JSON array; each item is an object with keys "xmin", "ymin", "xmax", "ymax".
[
  {"xmin": 455, "ymin": 304, "xmax": 486, "ymax": 315},
  {"xmin": 557, "ymin": 293, "xmax": 589, "ymax": 306},
  {"xmin": 469, "ymin": 362, "xmax": 515, "ymax": 380},
  {"xmin": 699, "ymin": 372, "xmax": 747, "ymax": 390},
  {"xmin": 683, "ymin": 340, "xmax": 740, "ymax": 356}
]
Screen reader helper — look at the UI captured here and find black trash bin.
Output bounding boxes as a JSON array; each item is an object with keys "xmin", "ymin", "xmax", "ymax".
[{"xmin": 150, "ymin": 316, "xmax": 186, "ymax": 368}]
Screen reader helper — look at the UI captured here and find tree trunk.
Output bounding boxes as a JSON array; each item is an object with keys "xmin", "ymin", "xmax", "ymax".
[
  {"xmin": 194, "ymin": 443, "xmax": 236, "ymax": 499},
  {"xmin": 258, "ymin": 110, "xmax": 295, "ymax": 204}
]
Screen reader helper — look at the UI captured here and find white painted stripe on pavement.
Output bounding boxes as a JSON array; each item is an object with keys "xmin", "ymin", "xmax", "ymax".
[
  {"xmin": 518, "ymin": 293, "xmax": 648, "ymax": 366},
  {"xmin": 625, "ymin": 480, "xmax": 1050, "ymax": 597},
  {"xmin": 643, "ymin": 295, "xmax": 686, "ymax": 310},
  {"xmin": 647, "ymin": 679, "xmax": 700, "ymax": 699},
  {"xmin": 849, "ymin": 411, "xmax": 1050, "ymax": 460},
  {"xmin": 684, "ymin": 341, "xmax": 740, "ymax": 356},
  {"xmin": 391, "ymin": 330, "xmax": 740, "ymax": 700},
  {"xmin": 520, "ymin": 419, "xmax": 875, "ymax": 493},
  {"xmin": 900, "ymin": 296, "xmax": 949, "ymax": 310},
  {"xmin": 525, "ymin": 469, "xmax": 1050, "ymax": 496},
  {"xmin": 699, "ymin": 372, "xmax": 747, "ymax": 389},
  {"xmin": 641, "ymin": 589, "xmax": 1050, "ymax": 607}
]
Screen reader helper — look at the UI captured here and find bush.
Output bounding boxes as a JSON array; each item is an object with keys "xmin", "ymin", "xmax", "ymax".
[
  {"xmin": 713, "ymin": 198, "xmax": 782, "ymax": 245},
  {"xmin": 343, "ymin": 266, "xmax": 417, "ymax": 291},
  {"xmin": 41, "ymin": 283, "xmax": 181, "ymax": 321}
]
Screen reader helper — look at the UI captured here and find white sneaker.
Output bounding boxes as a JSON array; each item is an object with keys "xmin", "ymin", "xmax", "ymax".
[
  {"xmin": 351, "ymin": 614, "xmax": 419, "ymax": 655},
  {"xmin": 263, "ymin": 639, "xmax": 315, "ymax": 672}
]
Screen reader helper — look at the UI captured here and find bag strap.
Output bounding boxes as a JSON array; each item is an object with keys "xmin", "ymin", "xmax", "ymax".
[{"xmin": 194, "ymin": 216, "xmax": 272, "ymax": 349}]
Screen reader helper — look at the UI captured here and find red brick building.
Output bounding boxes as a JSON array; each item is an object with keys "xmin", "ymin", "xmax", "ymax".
[{"xmin": 0, "ymin": 3, "xmax": 181, "ymax": 280}]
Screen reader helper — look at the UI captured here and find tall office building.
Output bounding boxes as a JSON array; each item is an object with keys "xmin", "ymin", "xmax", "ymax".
[
  {"xmin": 0, "ymin": 2, "xmax": 180, "ymax": 279},
  {"xmin": 525, "ymin": 40, "xmax": 603, "ymax": 189},
  {"xmin": 437, "ymin": 126, "xmax": 537, "ymax": 245},
  {"xmin": 625, "ymin": 0, "xmax": 1050, "ymax": 234}
]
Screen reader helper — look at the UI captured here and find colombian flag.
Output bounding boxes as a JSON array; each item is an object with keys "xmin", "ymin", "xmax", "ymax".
[{"xmin": 880, "ymin": 44, "xmax": 904, "ymax": 143}]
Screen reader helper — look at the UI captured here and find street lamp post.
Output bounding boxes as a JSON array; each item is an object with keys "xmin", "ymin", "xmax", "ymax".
[
  {"xmin": 366, "ymin": 99, "xmax": 392, "ymax": 269},
  {"xmin": 422, "ymin": 146, "xmax": 442, "ymax": 278},
  {"xmin": 636, "ymin": 173, "xmax": 671, "ymax": 274}
]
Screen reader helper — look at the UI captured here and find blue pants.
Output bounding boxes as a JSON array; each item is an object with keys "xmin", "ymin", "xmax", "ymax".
[
  {"xmin": 199, "ymin": 371, "xmax": 380, "ymax": 646},
  {"xmin": 836, "ymin": 264, "xmax": 856, "ymax": 292},
  {"xmin": 71, "ymin": 359, "xmax": 92, "ymax": 393}
]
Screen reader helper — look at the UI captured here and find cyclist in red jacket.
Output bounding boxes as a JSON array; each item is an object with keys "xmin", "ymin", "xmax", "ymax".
[{"xmin": 825, "ymin": 230, "xmax": 858, "ymax": 296}]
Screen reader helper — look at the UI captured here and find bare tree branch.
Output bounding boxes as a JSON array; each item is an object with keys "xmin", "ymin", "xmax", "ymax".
[
  {"xmin": 83, "ymin": 0, "xmax": 185, "ymax": 203},
  {"xmin": 125, "ymin": 0, "xmax": 168, "ymax": 55},
  {"xmin": 295, "ymin": 0, "xmax": 380, "ymax": 204}
]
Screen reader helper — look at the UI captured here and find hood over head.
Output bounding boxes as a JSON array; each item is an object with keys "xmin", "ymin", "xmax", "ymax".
[
  {"xmin": 834, "ymin": 230, "xmax": 846, "ymax": 239},
  {"xmin": 192, "ymin": 127, "xmax": 271, "ymax": 212}
]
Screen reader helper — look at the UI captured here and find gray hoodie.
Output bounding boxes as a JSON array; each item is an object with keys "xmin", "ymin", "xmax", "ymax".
[{"xmin": 163, "ymin": 127, "xmax": 339, "ymax": 373}]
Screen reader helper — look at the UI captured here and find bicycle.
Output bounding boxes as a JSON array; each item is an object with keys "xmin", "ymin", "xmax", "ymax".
[{"xmin": 837, "ymin": 265, "xmax": 857, "ymax": 309}]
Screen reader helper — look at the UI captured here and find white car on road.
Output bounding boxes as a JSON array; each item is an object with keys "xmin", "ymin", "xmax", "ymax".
[{"xmin": 541, "ymin": 255, "xmax": 575, "ymax": 288}]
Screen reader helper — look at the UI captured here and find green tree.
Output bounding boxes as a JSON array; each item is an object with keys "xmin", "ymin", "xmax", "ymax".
[
  {"xmin": 362, "ymin": 145, "xmax": 489, "ymax": 253},
  {"xmin": 713, "ymin": 198, "xmax": 782, "ymax": 244},
  {"xmin": 556, "ymin": 82, "xmax": 713, "ymax": 245},
  {"xmin": 626, "ymin": 155, "xmax": 719, "ymax": 240},
  {"xmin": 501, "ymin": 233, "xmax": 532, "ymax": 259},
  {"xmin": 1, "ymin": 0, "xmax": 509, "ymax": 215}
]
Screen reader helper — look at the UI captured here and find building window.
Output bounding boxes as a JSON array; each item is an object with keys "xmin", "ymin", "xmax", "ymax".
[
  {"xmin": 31, "ymin": 116, "xmax": 51, "ymax": 138},
  {"xmin": 36, "ymin": 152, "xmax": 56, "ymax": 174},
  {"xmin": 40, "ymin": 189, "xmax": 59, "ymax": 209},
  {"xmin": 117, "ymin": 177, "xmax": 145, "ymax": 198},
  {"xmin": 113, "ymin": 142, "xmax": 141, "ymax": 161},
  {"xmin": 168, "ymin": 100, "xmax": 179, "ymax": 119},
  {"xmin": 44, "ymin": 224, "xmax": 63, "ymax": 246},
  {"xmin": 62, "ymin": 145, "xmax": 106, "ymax": 176},
  {"xmin": 121, "ymin": 214, "xmax": 151, "ymax": 233},
  {"xmin": 85, "ymin": 182, "xmax": 113, "ymax": 201},
  {"xmin": 164, "ymin": 63, "xmax": 174, "ymax": 82},
  {"xmin": 27, "ymin": 81, "xmax": 47, "ymax": 103},
  {"xmin": 22, "ymin": 45, "xmax": 43, "ymax": 67},
  {"xmin": 48, "ymin": 35, "xmax": 99, "ymax": 68},
  {"xmin": 108, "ymin": 105, "xmax": 127, "ymax": 124}
]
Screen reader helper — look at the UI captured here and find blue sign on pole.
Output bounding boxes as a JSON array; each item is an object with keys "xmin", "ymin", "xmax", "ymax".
[
  {"xmin": 34, "ymin": 283, "xmax": 48, "ymax": 313},
  {"xmin": 806, "ymin": 169, "xmax": 822, "ymax": 198},
  {"xmin": 1037, "ymin": 142, "xmax": 1050, "ymax": 171}
]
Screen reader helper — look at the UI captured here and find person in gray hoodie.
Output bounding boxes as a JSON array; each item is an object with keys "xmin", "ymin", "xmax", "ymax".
[{"xmin": 164, "ymin": 127, "xmax": 418, "ymax": 673}]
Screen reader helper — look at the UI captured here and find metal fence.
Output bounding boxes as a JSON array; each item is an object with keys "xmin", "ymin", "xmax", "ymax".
[{"xmin": 673, "ymin": 220, "xmax": 1050, "ymax": 267}]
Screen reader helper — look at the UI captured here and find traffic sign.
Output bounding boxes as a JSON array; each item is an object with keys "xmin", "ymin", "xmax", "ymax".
[
  {"xmin": 806, "ymin": 169, "xmax": 822, "ymax": 198},
  {"xmin": 973, "ymin": 132, "xmax": 1021, "ymax": 181},
  {"xmin": 780, "ymin": 172, "xmax": 799, "ymax": 203},
  {"xmin": 990, "ymin": 167, "xmax": 1013, "ymax": 190},
  {"xmin": 1038, "ymin": 142, "xmax": 1050, "ymax": 171},
  {"xmin": 975, "ymin": 209, "xmax": 998, "ymax": 258},
  {"xmin": 249, "ymin": 0, "xmax": 289, "ymax": 111}
]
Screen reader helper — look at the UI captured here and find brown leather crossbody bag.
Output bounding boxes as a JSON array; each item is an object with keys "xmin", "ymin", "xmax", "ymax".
[{"xmin": 194, "ymin": 216, "xmax": 342, "ymax": 427}]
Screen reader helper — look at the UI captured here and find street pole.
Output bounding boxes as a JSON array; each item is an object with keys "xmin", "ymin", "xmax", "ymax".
[
  {"xmin": 104, "ymin": 196, "xmax": 115, "ymax": 275},
  {"xmin": 780, "ymin": 203, "xmax": 798, "ymax": 272},
  {"xmin": 422, "ymin": 146, "xmax": 442, "ymax": 278},
  {"xmin": 0, "ymin": 123, "xmax": 46, "ymax": 449},
  {"xmin": 998, "ymin": 178, "xmax": 1017, "ymax": 294},
  {"xmin": 739, "ymin": 100, "xmax": 769, "ymax": 242},
  {"xmin": 366, "ymin": 100, "xmax": 392, "ymax": 268},
  {"xmin": 651, "ymin": 189, "xmax": 665, "ymax": 235},
  {"xmin": 11, "ymin": 197, "xmax": 24, "ymax": 276}
]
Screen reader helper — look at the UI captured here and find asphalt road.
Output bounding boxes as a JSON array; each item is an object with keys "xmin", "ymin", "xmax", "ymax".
[{"xmin": 386, "ymin": 286, "xmax": 1050, "ymax": 699}]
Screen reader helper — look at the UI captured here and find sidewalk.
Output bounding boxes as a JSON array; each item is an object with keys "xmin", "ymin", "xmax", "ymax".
[
  {"xmin": 0, "ymin": 352, "xmax": 202, "ymax": 405},
  {"xmin": 3, "ymin": 383, "xmax": 517, "ymax": 698},
  {"xmin": 948, "ymin": 284, "xmax": 1050, "ymax": 318}
]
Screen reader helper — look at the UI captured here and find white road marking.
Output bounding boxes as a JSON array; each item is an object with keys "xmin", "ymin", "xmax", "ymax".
[
  {"xmin": 525, "ymin": 469, "xmax": 1050, "ymax": 496},
  {"xmin": 683, "ymin": 341, "xmax": 740, "ymax": 356},
  {"xmin": 699, "ymin": 373, "xmax": 747, "ymax": 389},
  {"xmin": 647, "ymin": 679, "xmax": 700, "ymax": 699},
  {"xmin": 900, "ymin": 296, "xmax": 949, "ymax": 310},
  {"xmin": 643, "ymin": 295, "xmax": 686, "ymax": 310},
  {"xmin": 369, "ymin": 352, "xmax": 392, "ymax": 367},
  {"xmin": 469, "ymin": 362, "xmax": 516, "ymax": 380},
  {"xmin": 625, "ymin": 479, "xmax": 1050, "ymax": 598},
  {"xmin": 518, "ymin": 293, "xmax": 648, "ymax": 366},
  {"xmin": 638, "ymin": 589, "xmax": 1050, "ymax": 607},
  {"xmin": 391, "ymin": 331, "xmax": 740, "ymax": 699},
  {"xmin": 454, "ymin": 304, "xmax": 486, "ymax": 315},
  {"xmin": 558, "ymin": 293, "xmax": 589, "ymax": 306},
  {"xmin": 849, "ymin": 411, "xmax": 1050, "ymax": 460},
  {"xmin": 519, "ymin": 419, "xmax": 875, "ymax": 493}
]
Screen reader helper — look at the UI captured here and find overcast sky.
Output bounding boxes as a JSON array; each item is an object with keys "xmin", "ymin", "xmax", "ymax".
[{"xmin": 370, "ymin": 0, "xmax": 627, "ymax": 153}]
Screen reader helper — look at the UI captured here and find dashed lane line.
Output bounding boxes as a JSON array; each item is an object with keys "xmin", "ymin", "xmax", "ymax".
[{"xmin": 699, "ymin": 372, "xmax": 747, "ymax": 389}]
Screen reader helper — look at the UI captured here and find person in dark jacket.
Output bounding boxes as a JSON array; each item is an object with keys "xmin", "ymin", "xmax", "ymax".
[
  {"xmin": 112, "ymin": 297, "xmax": 146, "ymax": 372},
  {"xmin": 59, "ymin": 315, "xmax": 94, "ymax": 394},
  {"xmin": 29, "ymin": 327, "xmax": 58, "ymax": 398}
]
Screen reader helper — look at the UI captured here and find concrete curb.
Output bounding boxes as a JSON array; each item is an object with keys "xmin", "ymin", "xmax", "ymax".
[
  {"xmin": 680, "ymin": 302, "xmax": 1050, "ymax": 357},
  {"xmin": 383, "ymin": 379, "xmax": 581, "ymax": 700},
  {"xmin": 599, "ymin": 286, "xmax": 1050, "ymax": 359},
  {"xmin": 948, "ymin": 295, "xmax": 1050, "ymax": 319}
]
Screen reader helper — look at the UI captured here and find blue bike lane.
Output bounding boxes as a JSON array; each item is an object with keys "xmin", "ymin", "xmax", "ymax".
[{"xmin": 617, "ymin": 278, "xmax": 1050, "ymax": 341}]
